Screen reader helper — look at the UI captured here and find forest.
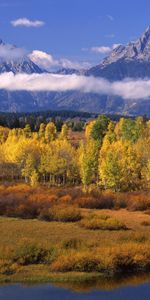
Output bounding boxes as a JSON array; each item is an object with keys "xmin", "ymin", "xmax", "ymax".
[
  {"xmin": 0, "ymin": 115, "xmax": 149, "ymax": 192},
  {"xmin": 0, "ymin": 110, "xmax": 94, "ymax": 130}
]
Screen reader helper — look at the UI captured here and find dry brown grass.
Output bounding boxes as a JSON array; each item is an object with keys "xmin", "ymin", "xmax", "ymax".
[
  {"xmin": 79, "ymin": 214, "xmax": 127, "ymax": 231},
  {"xmin": 1, "ymin": 206, "xmax": 150, "ymax": 279},
  {"xmin": 1, "ymin": 184, "xmax": 150, "ymax": 279}
]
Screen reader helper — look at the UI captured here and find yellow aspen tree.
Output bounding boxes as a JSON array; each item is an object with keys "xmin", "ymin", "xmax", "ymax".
[
  {"xmin": 78, "ymin": 139, "xmax": 99, "ymax": 190},
  {"xmin": 45, "ymin": 122, "xmax": 57, "ymax": 143},
  {"xmin": 59, "ymin": 123, "xmax": 69, "ymax": 140}
]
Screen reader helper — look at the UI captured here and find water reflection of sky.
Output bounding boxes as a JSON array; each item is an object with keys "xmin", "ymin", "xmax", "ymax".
[{"xmin": 1, "ymin": 282, "xmax": 150, "ymax": 300}]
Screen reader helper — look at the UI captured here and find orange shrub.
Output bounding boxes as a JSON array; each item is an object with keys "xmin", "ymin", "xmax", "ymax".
[
  {"xmin": 127, "ymin": 193, "xmax": 150, "ymax": 211},
  {"xmin": 59, "ymin": 194, "xmax": 72, "ymax": 204},
  {"xmin": 75, "ymin": 192, "xmax": 115, "ymax": 209},
  {"xmin": 38, "ymin": 205, "xmax": 82, "ymax": 222},
  {"xmin": 50, "ymin": 251, "xmax": 100, "ymax": 272}
]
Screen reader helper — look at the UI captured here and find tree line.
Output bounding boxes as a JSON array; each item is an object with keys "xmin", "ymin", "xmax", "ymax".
[
  {"xmin": 0, "ymin": 115, "xmax": 150, "ymax": 191},
  {"xmin": 0, "ymin": 110, "xmax": 94, "ymax": 131}
]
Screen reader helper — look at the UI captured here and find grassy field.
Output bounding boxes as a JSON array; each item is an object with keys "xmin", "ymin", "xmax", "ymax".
[
  {"xmin": 1, "ymin": 206, "xmax": 150, "ymax": 283},
  {"xmin": 1, "ymin": 209, "xmax": 150, "ymax": 247},
  {"xmin": 0, "ymin": 184, "xmax": 150, "ymax": 282}
]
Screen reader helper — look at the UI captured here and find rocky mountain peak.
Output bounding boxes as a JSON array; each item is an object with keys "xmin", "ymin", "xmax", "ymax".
[
  {"xmin": 0, "ymin": 39, "xmax": 44, "ymax": 74},
  {"xmin": 141, "ymin": 25, "xmax": 150, "ymax": 42},
  {"xmin": 102, "ymin": 26, "xmax": 150, "ymax": 66}
]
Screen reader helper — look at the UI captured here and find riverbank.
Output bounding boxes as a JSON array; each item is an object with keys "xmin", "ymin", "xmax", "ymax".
[
  {"xmin": 0, "ymin": 267, "xmax": 103, "ymax": 284},
  {"xmin": 1, "ymin": 266, "xmax": 150, "ymax": 293}
]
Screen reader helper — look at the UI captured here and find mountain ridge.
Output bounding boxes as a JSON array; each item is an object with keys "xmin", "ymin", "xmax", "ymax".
[
  {"xmin": 1, "ymin": 27, "xmax": 150, "ymax": 115},
  {"xmin": 86, "ymin": 26, "xmax": 150, "ymax": 80}
]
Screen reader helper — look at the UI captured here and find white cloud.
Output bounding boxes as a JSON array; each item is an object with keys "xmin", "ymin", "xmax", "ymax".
[
  {"xmin": 91, "ymin": 44, "xmax": 121, "ymax": 54},
  {"xmin": 29, "ymin": 50, "xmax": 90, "ymax": 70},
  {"xmin": 11, "ymin": 18, "xmax": 45, "ymax": 28},
  {"xmin": 91, "ymin": 46, "xmax": 112, "ymax": 54},
  {"xmin": 0, "ymin": 44, "xmax": 26, "ymax": 60},
  {"xmin": 59, "ymin": 58, "xmax": 90, "ymax": 69},
  {"xmin": 106, "ymin": 15, "xmax": 114, "ymax": 21},
  {"xmin": 1, "ymin": 72, "xmax": 150, "ymax": 101},
  {"xmin": 29, "ymin": 50, "xmax": 58, "ymax": 69}
]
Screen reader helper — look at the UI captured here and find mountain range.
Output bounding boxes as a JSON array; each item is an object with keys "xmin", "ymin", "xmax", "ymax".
[{"xmin": 1, "ymin": 26, "xmax": 150, "ymax": 115}]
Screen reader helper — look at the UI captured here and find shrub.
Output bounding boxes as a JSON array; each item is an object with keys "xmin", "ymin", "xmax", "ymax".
[
  {"xmin": 50, "ymin": 243, "xmax": 150, "ymax": 275},
  {"xmin": 50, "ymin": 205, "xmax": 82, "ymax": 222},
  {"xmin": 38, "ymin": 205, "xmax": 82, "ymax": 223},
  {"xmin": 76, "ymin": 191, "xmax": 114, "ymax": 209},
  {"xmin": 76, "ymin": 197, "xmax": 102, "ymax": 209},
  {"xmin": 74, "ymin": 254, "xmax": 100, "ymax": 272},
  {"xmin": 50, "ymin": 251, "xmax": 100, "ymax": 272},
  {"xmin": 0, "ymin": 260, "xmax": 17, "ymax": 275},
  {"xmin": 80, "ymin": 214, "xmax": 127, "ymax": 231},
  {"xmin": 43, "ymin": 246, "xmax": 58, "ymax": 264},
  {"xmin": 59, "ymin": 195, "xmax": 72, "ymax": 205},
  {"xmin": 110, "ymin": 252, "xmax": 135, "ymax": 274},
  {"xmin": 76, "ymin": 191, "xmax": 150, "ymax": 212},
  {"xmin": 127, "ymin": 193, "xmax": 150, "ymax": 211},
  {"xmin": 12, "ymin": 203, "xmax": 38, "ymax": 219},
  {"xmin": 105, "ymin": 244, "xmax": 150, "ymax": 274},
  {"xmin": 13, "ymin": 242, "xmax": 49, "ymax": 265},
  {"xmin": 50, "ymin": 252, "xmax": 76, "ymax": 272},
  {"xmin": 38, "ymin": 208, "xmax": 54, "ymax": 221},
  {"xmin": 113, "ymin": 194, "xmax": 127, "ymax": 209}
]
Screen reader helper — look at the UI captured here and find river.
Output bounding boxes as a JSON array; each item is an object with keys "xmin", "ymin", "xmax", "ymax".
[{"xmin": 1, "ymin": 275, "xmax": 150, "ymax": 300}]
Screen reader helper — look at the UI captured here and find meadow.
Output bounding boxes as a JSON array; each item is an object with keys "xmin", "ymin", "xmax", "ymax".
[{"xmin": 1, "ymin": 184, "xmax": 150, "ymax": 282}]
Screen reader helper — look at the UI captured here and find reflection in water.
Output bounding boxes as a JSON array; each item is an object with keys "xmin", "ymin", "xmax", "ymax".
[
  {"xmin": 52, "ymin": 272, "xmax": 150, "ymax": 292},
  {"xmin": 1, "ymin": 274, "xmax": 150, "ymax": 300}
]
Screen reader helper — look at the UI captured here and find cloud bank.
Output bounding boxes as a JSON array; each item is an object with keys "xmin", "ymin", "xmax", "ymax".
[
  {"xmin": 0, "ymin": 72, "xmax": 150, "ymax": 100},
  {"xmin": 11, "ymin": 18, "xmax": 45, "ymax": 27},
  {"xmin": 29, "ymin": 50, "xmax": 90, "ymax": 70}
]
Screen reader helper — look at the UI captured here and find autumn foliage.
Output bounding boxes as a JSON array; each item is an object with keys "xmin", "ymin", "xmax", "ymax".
[
  {"xmin": 0, "ymin": 184, "xmax": 150, "ymax": 222},
  {"xmin": 0, "ymin": 116, "xmax": 149, "ymax": 192}
]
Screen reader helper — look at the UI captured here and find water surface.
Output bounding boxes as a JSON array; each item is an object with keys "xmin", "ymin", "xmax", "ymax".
[{"xmin": 1, "ymin": 276, "xmax": 150, "ymax": 300}]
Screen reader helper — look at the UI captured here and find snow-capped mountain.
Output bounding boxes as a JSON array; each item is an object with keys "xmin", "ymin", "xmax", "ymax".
[
  {"xmin": 0, "ymin": 58, "xmax": 44, "ymax": 74},
  {"xmin": 103, "ymin": 26, "xmax": 150, "ymax": 64},
  {"xmin": 87, "ymin": 26, "xmax": 150, "ymax": 80},
  {"xmin": 0, "ymin": 39, "xmax": 44, "ymax": 74},
  {"xmin": 1, "ymin": 27, "xmax": 150, "ymax": 115}
]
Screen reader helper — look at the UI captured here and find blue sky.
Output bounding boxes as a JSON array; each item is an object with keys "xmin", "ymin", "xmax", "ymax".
[{"xmin": 1, "ymin": 0, "xmax": 150, "ymax": 66}]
